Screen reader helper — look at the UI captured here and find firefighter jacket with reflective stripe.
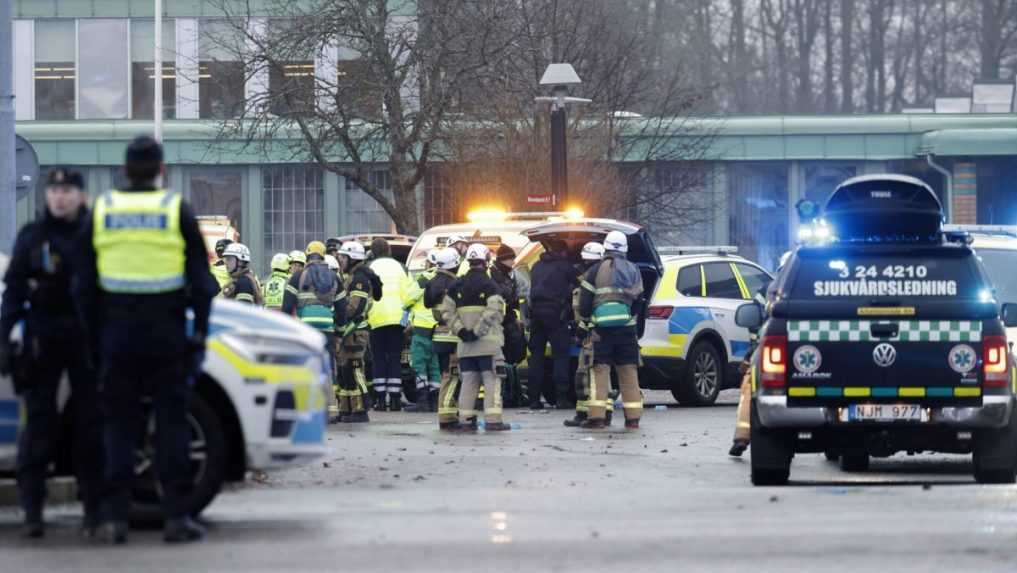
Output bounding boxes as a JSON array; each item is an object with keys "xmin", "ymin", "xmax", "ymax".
[
  {"xmin": 579, "ymin": 254, "xmax": 644, "ymax": 328},
  {"xmin": 224, "ymin": 270, "xmax": 263, "ymax": 306},
  {"xmin": 367, "ymin": 257, "xmax": 407, "ymax": 329},
  {"xmin": 288, "ymin": 261, "xmax": 339, "ymax": 333},
  {"xmin": 441, "ymin": 268, "xmax": 505, "ymax": 358},
  {"xmin": 403, "ymin": 268, "xmax": 438, "ymax": 332},
  {"xmin": 262, "ymin": 271, "xmax": 289, "ymax": 309},
  {"xmin": 93, "ymin": 189, "xmax": 186, "ymax": 294},
  {"xmin": 424, "ymin": 269, "xmax": 459, "ymax": 344},
  {"xmin": 338, "ymin": 263, "xmax": 377, "ymax": 334}
]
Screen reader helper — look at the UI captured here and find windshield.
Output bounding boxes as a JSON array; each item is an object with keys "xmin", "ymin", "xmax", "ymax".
[
  {"xmin": 976, "ymin": 249, "xmax": 1017, "ymax": 304},
  {"xmin": 406, "ymin": 223, "xmax": 537, "ymax": 272}
]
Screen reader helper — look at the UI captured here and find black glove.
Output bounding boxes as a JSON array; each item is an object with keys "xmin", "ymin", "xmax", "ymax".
[
  {"xmin": 457, "ymin": 328, "xmax": 478, "ymax": 342},
  {"xmin": 0, "ymin": 342, "xmax": 11, "ymax": 377}
]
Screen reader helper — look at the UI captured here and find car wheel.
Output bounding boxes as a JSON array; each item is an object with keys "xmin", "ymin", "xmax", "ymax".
[
  {"xmin": 749, "ymin": 400, "xmax": 791, "ymax": 486},
  {"xmin": 129, "ymin": 393, "xmax": 228, "ymax": 525},
  {"xmin": 839, "ymin": 450, "xmax": 869, "ymax": 472},
  {"xmin": 673, "ymin": 342, "xmax": 722, "ymax": 406},
  {"xmin": 973, "ymin": 408, "xmax": 1017, "ymax": 484}
]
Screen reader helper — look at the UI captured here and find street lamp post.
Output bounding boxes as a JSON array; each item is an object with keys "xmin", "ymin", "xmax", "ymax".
[{"xmin": 536, "ymin": 63, "xmax": 590, "ymax": 209}]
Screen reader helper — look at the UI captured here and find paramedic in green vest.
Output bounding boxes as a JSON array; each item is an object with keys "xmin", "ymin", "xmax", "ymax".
[
  {"xmin": 335, "ymin": 241, "xmax": 382, "ymax": 422},
  {"xmin": 402, "ymin": 250, "xmax": 441, "ymax": 412},
  {"xmin": 282, "ymin": 241, "xmax": 343, "ymax": 419},
  {"xmin": 367, "ymin": 238, "xmax": 408, "ymax": 411},
  {"xmin": 76, "ymin": 136, "xmax": 218, "ymax": 544},
  {"xmin": 262, "ymin": 253, "xmax": 291, "ymax": 311},
  {"xmin": 577, "ymin": 231, "xmax": 645, "ymax": 430}
]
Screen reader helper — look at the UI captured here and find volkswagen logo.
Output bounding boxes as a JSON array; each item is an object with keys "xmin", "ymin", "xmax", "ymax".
[{"xmin": 872, "ymin": 343, "xmax": 897, "ymax": 368}]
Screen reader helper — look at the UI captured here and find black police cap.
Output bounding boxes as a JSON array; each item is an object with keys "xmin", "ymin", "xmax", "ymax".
[
  {"xmin": 45, "ymin": 167, "xmax": 85, "ymax": 190},
  {"xmin": 125, "ymin": 135, "xmax": 165, "ymax": 165}
]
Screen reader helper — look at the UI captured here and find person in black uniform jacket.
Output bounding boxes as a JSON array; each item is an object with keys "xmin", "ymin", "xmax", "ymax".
[
  {"xmin": 76, "ymin": 136, "xmax": 219, "ymax": 544},
  {"xmin": 526, "ymin": 240, "xmax": 578, "ymax": 409},
  {"xmin": 0, "ymin": 168, "xmax": 104, "ymax": 539}
]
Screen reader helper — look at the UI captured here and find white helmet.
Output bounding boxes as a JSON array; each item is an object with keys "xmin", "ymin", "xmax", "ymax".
[
  {"xmin": 446, "ymin": 234, "xmax": 467, "ymax": 248},
  {"xmin": 270, "ymin": 252, "xmax": 290, "ymax": 272},
  {"xmin": 223, "ymin": 242, "xmax": 251, "ymax": 263},
  {"xmin": 339, "ymin": 241, "xmax": 366, "ymax": 261},
  {"xmin": 324, "ymin": 254, "xmax": 340, "ymax": 271},
  {"xmin": 435, "ymin": 247, "xmax": 460, "ymax": 270},
  {"xmin": 426, "ymin": 249, "xmax": 441, "ymax": 267},
  {"xmin": 603, "ymin": 231, "xmax": 628, "ymax": 254},
  {"xmin": 465, "ymin": 243, "xmax": 491, "ymax": 262},
  {"xmin": 581, "ymin": 241, "xmax": 605, "ymax": 261}
]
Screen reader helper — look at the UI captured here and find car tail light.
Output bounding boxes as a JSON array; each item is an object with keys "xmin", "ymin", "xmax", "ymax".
[
  {"xmin": 647, "ymin": 305, "xmax": 674, "ymax": 320},
  {"xmin": 760, "ymin": 335, "xmax": 787, "ymax": 389},
  {"xmin": 983, "ymin": 335, "xmax": 1009, "ymax": 387}
]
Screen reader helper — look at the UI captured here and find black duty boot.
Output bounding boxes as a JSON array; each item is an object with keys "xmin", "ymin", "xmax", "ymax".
[
  {"xmin": 428, "ymin": 390, "xmax": 439, "ymax": 413},
  {"xmin": 563, "ymin": 412, "xmax": 588, "ymax": 427},
  {"xmin": 102, "ymin": 521, "xmax": 129, "ymax": 545},
  {"xmin": 164, "ymin": 516, "xmax": 206, "ymax": 543},
  {"xmin": 439, "ymin": 421, "xmax": 462, "ymax": 432},
  {"xmin": 580, "ymin": 418, "xmax": 607, "ymax": 429},
  {"xmin": 624, "ymin": 418, "xmax": 640, "ymax": 430},
  {"xmin": 556, "ymin": 398, "xmax": 576, "ymax": 410},
  {"xmin": 81, "ymin": 501, "xmax": 101, "ymax": 540},
  {"xmin": 485, "ymin": 422, "xmax": 511, "ymax": 432},
  {"xmin": 372, "ymin": 391, "xmax": 387, "ymax": 412},
  {"xmin": 342, "ymin": 411, "xmax": 370, "ymax": 423},
  {"xmin": 605, "ymin": 411, "xmax": 613, "ymax": 426},
  {"xmin": 729, "ymin": 439, "xmax": 749, "ymax": 457},
  {"xmin": 454, "ymin": 418, "xmax": 479, "ymax": 433},
  {"xmin": 22, "ymin": 510, "xmax": 44, "ymax": 539},
  {"xmin": 404, "ymin": 392, "xmax": 430, "ymax": 412},
  {"xmin": 389, "ymin": 393, "xmax": 403, "ymax": 412}
]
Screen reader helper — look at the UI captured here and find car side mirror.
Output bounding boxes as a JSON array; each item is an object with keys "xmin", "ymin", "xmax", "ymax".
[
  {"xmin": 735, "ymin": 302, "xmax": 764, "ymax": 330},
  {"xmin": 1003, "ymin": 303, "xmax": 1017, "ymax": 328}
]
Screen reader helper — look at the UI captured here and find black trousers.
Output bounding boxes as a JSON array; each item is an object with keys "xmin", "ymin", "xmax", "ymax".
[
  {"xmin": 102, "ymin": 352, "xmax": 192, "ymax": 521},
  {"xmin": 370, "ymin": 325, "xmax": 405, "ymax": 394},
  {"xmin": 526, "ymin": 322, "xmax": 572, "ymax": 405},
  {"xmin": 17, "ymin": 336, "xmax": 103, "ymax": 514}
]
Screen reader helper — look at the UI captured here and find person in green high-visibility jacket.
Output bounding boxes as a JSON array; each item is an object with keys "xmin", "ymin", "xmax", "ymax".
[
  {"xmin": 402, "ymin": 250, "xmax": 441, "ymax": 412},
  {"xmin": 262, "ymin": 253, "xmax": 291, "ymax": 311}
]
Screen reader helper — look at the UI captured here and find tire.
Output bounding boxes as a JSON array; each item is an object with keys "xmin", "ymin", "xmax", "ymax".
[
  {"xmin": 839, "ymin": 450, "xmax": 869, "ymax": 472},
  {"xmin": 673, "ymin": 341, "xmax": 722, "ymax": 407},
  {"xmin": 129, "ymin": 393, "xmax": 228, "ymax": 525},
  {"xmin": 749, "ymin": 401, "xmax": 792, "ymax": 486},
  {"xmin": 973, "ymin": 408, "xmax": 1017, "ymax": 484}
]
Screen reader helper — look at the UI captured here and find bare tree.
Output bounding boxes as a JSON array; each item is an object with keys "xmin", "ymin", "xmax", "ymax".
[
  {"xmin": 206, "ymin": 0, "xmax": 514, "ymax": 235},
  {"xmin": 792, "ymin": 0, "xmax": 821, "ymax": 113},
  {"xmin": 840, "ymin": 0, "xmax": 856, "ymax": 112},
  {"xmin": 823, "ymin": 0, "xmax": 837, "ymax": 113},
  {"xmin": 979, "ymin": 0, "xmax": 1017, "ymax": 79}
]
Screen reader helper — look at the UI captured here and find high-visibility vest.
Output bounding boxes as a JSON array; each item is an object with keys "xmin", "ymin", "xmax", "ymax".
[
  {"xmin": 367, "ymin": 257, "xmax": 408, "ymax": 329},
  {"xmin": 263, "ymin": 271, "xmax": 289, "ymax": 309},
  {"xmin": 93, "ymin": 189, "xmax": 186, "ymax": 294},
  {"xmin": 211, "ymin": 261, "xmax": 230, "ymax": 294},
  {"xmin": 403, "ymin": 269, "xmax": 437, "ymax": 330}
]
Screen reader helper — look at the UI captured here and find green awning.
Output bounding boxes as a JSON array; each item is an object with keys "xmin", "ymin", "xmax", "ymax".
[{"xmin": 919, "ymin": 129, "xmax": 1017, "ymax": 156}]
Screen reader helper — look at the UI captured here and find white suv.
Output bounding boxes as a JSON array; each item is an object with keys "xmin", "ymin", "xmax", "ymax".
[{"xmin": 638, "ymin": 248, "xmax": 772, "ymax": 406}]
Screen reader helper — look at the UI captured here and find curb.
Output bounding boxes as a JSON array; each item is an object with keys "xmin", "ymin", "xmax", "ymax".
[{"xmin": 0, "ymin": 478, "xmax": 78, "ymax": 507}]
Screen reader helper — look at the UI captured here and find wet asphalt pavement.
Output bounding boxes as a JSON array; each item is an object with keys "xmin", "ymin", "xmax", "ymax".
[{"xmin": 3, "ymin": 389, "xmax": 1017, "ymax": 572}]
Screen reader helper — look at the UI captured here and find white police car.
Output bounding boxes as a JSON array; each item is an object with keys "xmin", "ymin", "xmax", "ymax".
[
  {"xmin": 0, "ymin": 251, "xmax": 329, "ymax": 520},
  {"xmin": 638, "ymin": 248, "xmax": 772, "ymax": 406}
]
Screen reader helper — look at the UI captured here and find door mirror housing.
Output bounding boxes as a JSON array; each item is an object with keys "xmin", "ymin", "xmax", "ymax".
[
  {"xmin": 1002, "ymin": 303, "xmax": 1017, "ymax": 328},
  {"xmin": 735, "ymin": 302, "xmax": 764, "ymax": 330}
]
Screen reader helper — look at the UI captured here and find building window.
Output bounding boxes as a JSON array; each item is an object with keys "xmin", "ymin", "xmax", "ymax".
[
  {"xmin": 264, "ymin": 166, "xmax": 324, "ymax": 269},
  {"xmin": 199, "ymin": 20, "xmax": 245, "ymax": 119},
  {"xmin": 131, "ymin": 19, "xmax": 176, "ymax": 120},
  {"xmin": 345, "ymin": 172, "xmax": 394, "ymax": 233},
  {"xmin": 78, "ymin": 19, "xmax": 129, "ymax": 119},
  {"xmin": 728, "ymin": 162, "xmax": 789, "ymax": 272},
  {"xmin": 424, "ymin": 169, "xmax": 456, "ymax": 227},
  {"xmin": 266, "ymin": 20, "xmax": 315, "ymax": 116},
  {"xmin": 337, "ymin": 53, "xmax": 380, "ymax": 117},
  {"xmin": 35, "ymin": 20, "xmax": 76, "ymax": 120},
  {"xmin": 188, "ymin": 169, "xmax": 244, "ymax": 245}
]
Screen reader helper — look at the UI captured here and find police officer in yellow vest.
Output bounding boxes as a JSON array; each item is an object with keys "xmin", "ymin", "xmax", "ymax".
[
  {"xmin": 577, "ymin": 231, "xmax": 645, "ymax": 430},
  {"xmin": 366, "ymin": 238, "xmax": 408, "ymax": 411},
  {"xmin": 76, "ymin": 136, "xmax": 218, "ymax": 544},
  {"xmin": 402, "ymin": 250, "xmax": 441, "ymax": 412},
  {"xmin": 262, "ymin": 253, "xmax": 291, "ymax": 311}
]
